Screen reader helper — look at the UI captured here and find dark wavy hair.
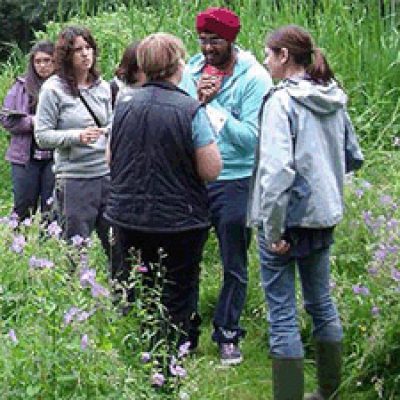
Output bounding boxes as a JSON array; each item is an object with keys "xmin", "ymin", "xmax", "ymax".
[
  {"xmin": 54, "ymin": 25, "xmax": 99, "ymax": 96},
  {"xmin": 25, "ymin": 40, "xmax": 55, "ymax": 111},
  {"xmin": 266, "ymin": 25, "xmax": 335, "ymax": 84},
  {"xmin": 115, "ymin": 41, "xmax": 141, "ymax": 85}
]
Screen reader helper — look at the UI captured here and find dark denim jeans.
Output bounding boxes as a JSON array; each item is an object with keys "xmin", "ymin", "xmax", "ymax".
[
  {"xmin": 208, "ymin": 178, "xmax": 251, "ymax": 344},
  {"xmin": 11, "ymin": 159, "xmax": 54, "ymax": 220},
  {"xmin": 258, "ymin": 231, "xmax": 343, "ymax": 358}
]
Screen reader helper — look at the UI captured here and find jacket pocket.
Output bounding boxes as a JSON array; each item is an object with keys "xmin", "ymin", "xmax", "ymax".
[{"xmin": 286, "ymin": 173, "xmax": 311, "ymax": 226}]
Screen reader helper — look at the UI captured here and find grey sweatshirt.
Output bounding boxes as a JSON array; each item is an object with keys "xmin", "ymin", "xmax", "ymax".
[{"xmin": 34, "ymin": 75, "xmax": 111, "ymax": 178}]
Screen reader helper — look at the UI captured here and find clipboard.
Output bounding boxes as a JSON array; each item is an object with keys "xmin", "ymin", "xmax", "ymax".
[{"xmin": 0, "ymin": 108, "xmax": 27, "ymax": 118}]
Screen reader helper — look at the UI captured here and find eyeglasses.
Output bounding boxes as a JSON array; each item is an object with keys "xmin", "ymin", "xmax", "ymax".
[
  {"xmin": 73, "ymin": 45, "xmax": 93, "ymax": 54},
  {"xmin": 34, "ymin": 58, "xmax": 53, "ymax": 66},
  {"xmin": 198, "ymin": 37, "xmax": 227, "ymax": 46}
]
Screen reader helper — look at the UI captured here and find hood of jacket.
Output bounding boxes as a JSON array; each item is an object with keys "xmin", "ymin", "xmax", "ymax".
[{"xmin": 278, "ymin": 78, "xmax": 347, "ymax": 115}]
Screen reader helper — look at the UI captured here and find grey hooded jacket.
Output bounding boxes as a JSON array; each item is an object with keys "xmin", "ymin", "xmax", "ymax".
[{"xmin": 247, "ymin": 78, "xmax": 364, "ymax": 246}]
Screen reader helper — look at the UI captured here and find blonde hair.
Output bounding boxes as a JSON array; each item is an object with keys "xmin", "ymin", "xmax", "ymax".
[{"xmin": 137, "ymin": 33, "xmax": 186, "ymax": 81}]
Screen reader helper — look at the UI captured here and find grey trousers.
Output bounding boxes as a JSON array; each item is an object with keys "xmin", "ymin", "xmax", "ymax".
[{"xmin": 55, "ymin": 175, "xmax": 110, "ymax": 255}]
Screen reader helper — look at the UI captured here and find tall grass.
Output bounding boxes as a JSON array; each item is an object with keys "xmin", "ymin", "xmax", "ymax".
[
  {"xmin": 32, "ymin": 0, "xmax": 400, "ymax": 153},
  {"xmin": 1, "ymin": 1, "xmax": 400, "ymax": 398}
]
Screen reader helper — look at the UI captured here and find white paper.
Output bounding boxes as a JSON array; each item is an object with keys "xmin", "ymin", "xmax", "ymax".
[
  {"xmin": 205, "ymin": 105, "xmax": 227, "ymax": 136},
  {"xmin": 88, "ymin": 133, "xmax": 107, "ymax": 149}
]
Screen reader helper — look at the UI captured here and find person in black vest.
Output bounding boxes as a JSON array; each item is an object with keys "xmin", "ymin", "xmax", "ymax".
[{"xmin": 105, "ymin": 33, "xmax": 222, "ymax": 349}]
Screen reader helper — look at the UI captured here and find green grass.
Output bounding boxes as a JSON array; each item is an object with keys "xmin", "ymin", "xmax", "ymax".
[{"xmin": 1, "ymin": 0, "xmax": 400, "ymax": 398}]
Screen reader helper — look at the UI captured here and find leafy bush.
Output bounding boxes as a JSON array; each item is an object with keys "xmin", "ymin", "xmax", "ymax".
[{"xmin": 0, "ymin": 216, "xmax": 190, "ymax": 399}]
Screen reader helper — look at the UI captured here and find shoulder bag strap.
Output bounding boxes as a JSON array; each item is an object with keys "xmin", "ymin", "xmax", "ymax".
[{"xmin": 78, "ymin": 92, "xmax": 102, "ymax": 128}]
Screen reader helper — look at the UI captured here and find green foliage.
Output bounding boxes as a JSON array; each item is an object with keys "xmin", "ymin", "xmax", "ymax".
[
  {"xmin": 0, "ymin": 217, "xmax": 189, "ymax": 399},
  {"xmin": 1, "ymin": 0, "xmax": 400, "ymax": 398},
  {"xmin": 0, "ymin": 0, "xmax": 129, "ymax": 60}
]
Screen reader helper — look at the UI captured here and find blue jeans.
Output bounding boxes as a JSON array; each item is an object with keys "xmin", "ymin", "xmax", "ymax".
[
  {"xmin": 11, "ymin": 159, "xmax": 54, "ymax": 220},
  {"xmin": 258, "ymin": 231, "xmax": 343, "ymax": 358},
  {"xmin": 208, "ymin": 178, "xmax": 251, "ymax": 344}
]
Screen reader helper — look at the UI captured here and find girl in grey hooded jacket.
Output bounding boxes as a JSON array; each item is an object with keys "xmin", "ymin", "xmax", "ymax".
[{"xmin": 248, "ymin": 25, "xmax": 363, "ymax": 400}]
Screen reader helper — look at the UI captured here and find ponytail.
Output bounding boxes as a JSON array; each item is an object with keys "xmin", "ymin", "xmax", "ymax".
[
  {"xmin": 266, "ymin": 25, "xmax": 336, "ymax": 85},
  {"xmin": 306, "ymin": 48, "xmax": 334, "ymax": 84}
]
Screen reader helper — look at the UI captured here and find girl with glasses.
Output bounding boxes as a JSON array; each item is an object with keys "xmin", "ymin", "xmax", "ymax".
[{"xmin": 1, "ymin": 40, "xmax": 55, "ymax": 222}]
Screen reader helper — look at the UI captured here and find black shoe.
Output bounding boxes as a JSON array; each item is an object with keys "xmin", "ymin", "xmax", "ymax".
[{"xmin": 219, "ymin": 343, "xmax": 243, "ymax": 366}]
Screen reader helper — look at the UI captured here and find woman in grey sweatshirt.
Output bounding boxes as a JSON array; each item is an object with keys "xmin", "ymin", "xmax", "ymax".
[{"xmin": 35, "ymin": 26, "xmax": 111, "ymax": 254}]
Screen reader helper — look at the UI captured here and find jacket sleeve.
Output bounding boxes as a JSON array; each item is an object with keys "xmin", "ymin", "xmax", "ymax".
[
  {"xmin": 0, "ymin": 82, "xmax": 33, "ymax": 135},
  {"xmin": 34, "ymin": 85, "xmax": 81, "ymax": 149},
  {"xmin": 258, "ymin": 94, "xmax": 296, "ymax": 246},
  {"xmin": 209, "ymin": 68, "xmax": 273, "ymax": 152},
  {"xmin": 344, "ymin": 111, "xmax": 364, "ymax": 173}
]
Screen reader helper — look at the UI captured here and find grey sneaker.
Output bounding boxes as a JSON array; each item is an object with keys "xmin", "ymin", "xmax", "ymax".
[{"xmin": 219, "ymin": 343, "xmax": 243, "ymax": 366}]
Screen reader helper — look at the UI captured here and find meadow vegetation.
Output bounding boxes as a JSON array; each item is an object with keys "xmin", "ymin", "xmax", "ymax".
[{"xmin": 0, "ymin": 0, "xmax": 399, "ymax": 398}]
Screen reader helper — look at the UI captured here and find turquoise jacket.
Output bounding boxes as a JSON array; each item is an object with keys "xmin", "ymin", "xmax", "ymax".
[{"xmin": 180, "ymin": 48, "xmax": 272, "ymax": 180}]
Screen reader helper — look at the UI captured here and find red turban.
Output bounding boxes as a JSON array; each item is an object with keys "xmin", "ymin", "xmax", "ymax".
[{"xmin": 196, "ymin": 7, "xmax": 241, "ymax": 42}]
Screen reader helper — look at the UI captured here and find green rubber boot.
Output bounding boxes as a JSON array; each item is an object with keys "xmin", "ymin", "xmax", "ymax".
[
  {"xmin": 272, "ymin": 358, "xmax": 304, "ymax": 400},
  {"xmin": 305, "ymin": 341, "xmax": 342, "ymax": 400}
]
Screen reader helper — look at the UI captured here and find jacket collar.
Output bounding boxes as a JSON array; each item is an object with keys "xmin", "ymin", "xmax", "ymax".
[{"xmin": 144, "ymin": 80, "xmax": 190, "ymax": 96}]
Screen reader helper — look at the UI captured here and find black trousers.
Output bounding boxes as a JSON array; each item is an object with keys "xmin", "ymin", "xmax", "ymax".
[{"xmin": 111, "ymin": 225, "xmax": 208, "ymax": 348}]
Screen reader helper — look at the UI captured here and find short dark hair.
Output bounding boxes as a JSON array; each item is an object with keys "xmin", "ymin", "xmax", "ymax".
[{"xmin": 115, "ymin": 41, "xmax": 141, "ymax": 85}]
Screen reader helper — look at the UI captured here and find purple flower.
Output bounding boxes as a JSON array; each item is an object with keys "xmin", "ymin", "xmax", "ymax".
[
  {"xmin": 329, "ymin": 280, "xmax": 337, "ymax": 290},
  {"xmin": 373, "ymin": 248, "xmax": 387, "ymax": 262},
  {"xmin": 29, "ymin": 256, "xmax": 54, "ymax": 269},
  {"xmin": 380, "ymin": 194, "xmax": 393, "ymax": 206},
  {"xmin": 361, "ymin": 180, "xmax": 372, "ymax": 189},
  {"xmin": 169, "ymin": 358, "xmax": 187, "ymax": 378},
  {"xmin": 140, "ymin": 352, "xmax": 151, "ymax": 363},
  {"xmin": 63, "ymin": 307, "xmax": 81, "ymax": 326},
  {"xmin": 81, "ymin": 334, "xmax": 89, "ymax": 350},
  {"xmin": 151, "ymin": 372, "xmax": 165, "ymax": 387},
  {"xmin": 352, "ymin": 284, "xmax": 370, "ymax": 296},
  {"xmin": 63, "ymin": 307, "xmax": 93, "ymax": 326},
  {"xmin": 10, "ymin": 234, "xmax": 26, "ymax": 253},
  {"xmin": 135, "ymin": 265, "xmax": 148, "ymax": 273},
  {"xmin": 368, "ymin": 267, "xmax": 378, "ymax": 276},
  {"xmin": 71, "ymin": 235, "xmax": 85, "ymax": 247},
  {"xmin": 387, "ymin": 244, "xmax": 399, "ymax": 254},
  {"xmin": 47, "ymin": 221, "xmax": 62, "ymax": 238},
  {"xmin": 80, "ymin": 267, "xmax": 96, "ymax": 288},
  {"xmin": 391, "ymin": 268, "xmax": 400, "ymax": 282},
  {"xmin": 8, "ymin": 219, "xmax": 19, "ymax": 229},
  {"xmin": 362, "ymin": 211, "xmax": 373, "ymax": 227},
  {"xmin": 387, "ymin": 218, "xmax": 399, "ymax": 230},
  {"xmin": 354, "ymin": 188, "xmax": 364, "ymax": 199},
  {"xmin": 90, "ymin": 282, "xmax": 110, "ymax": 298},
  {"xmin": 178, "ymin": 341, "xmax": 191, "ymax": 358},
  {"xmin": 22, "ymin": 218, "xmax": 32, "ymax": 226},
  {"xmin": 8, "ymin": 329, "xmax": 18, "ymax": 344},
  {"xmin": 371, "ymin": 306, "xmax": 380, "ymax": 316},
  {"xmin": 76, "ymin": 311, "xmax": 92, "ymax": 322}
]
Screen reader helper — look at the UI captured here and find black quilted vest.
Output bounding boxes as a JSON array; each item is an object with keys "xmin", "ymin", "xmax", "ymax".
[{"xmin": 105, "ymin": 81, "xmax": 210, "ymax": 232}]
